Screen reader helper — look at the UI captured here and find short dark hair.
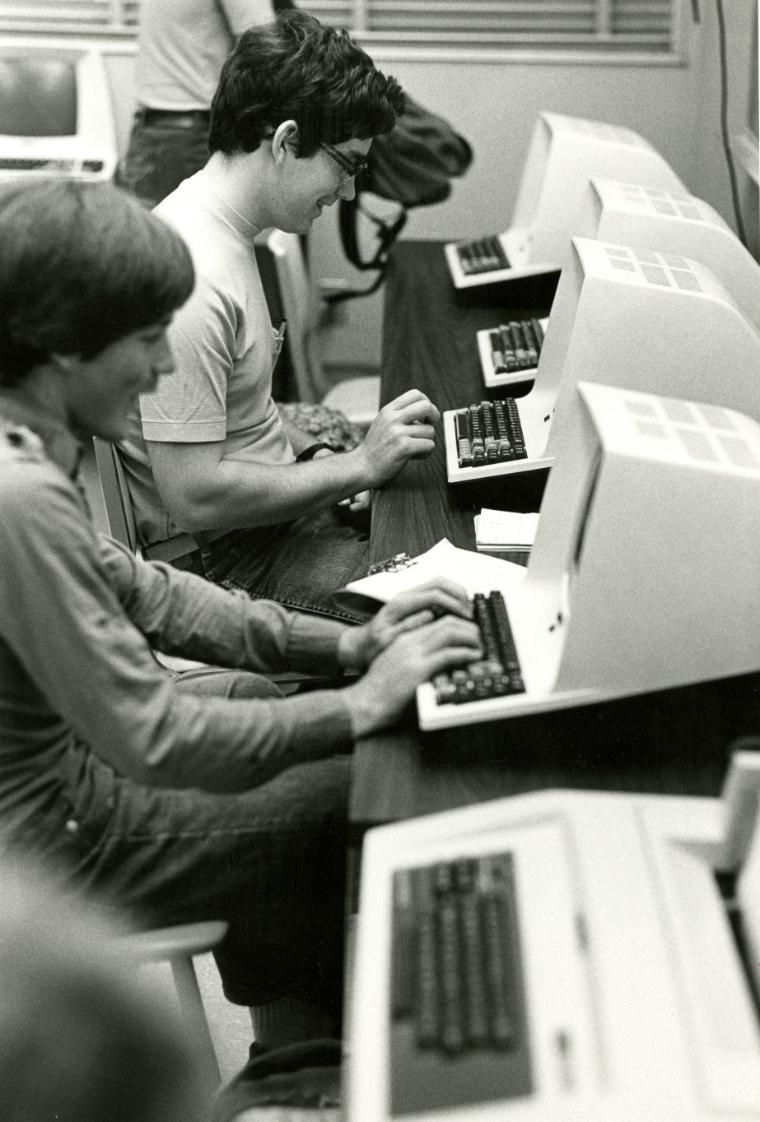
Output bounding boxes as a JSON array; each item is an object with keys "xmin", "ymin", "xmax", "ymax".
[
  {"xmin": 0, "ymin": 178, "xmax": 194, "ymax": 386},
  {"xmin": 209, "ymin": 8, "xmax": 405, "ymax": 157}
]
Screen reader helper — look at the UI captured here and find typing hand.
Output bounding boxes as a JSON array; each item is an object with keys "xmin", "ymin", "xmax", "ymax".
[
  {"xmin": 339, "ymin": 578, "xmax": 473, "ymax": 671},
  {"xmin": 352, "ymin": 389, "xmax": 440, "ymax": 488},
  {"xmin": 343, "ymin": 613, "xmax": 482, "ymax": 737}
]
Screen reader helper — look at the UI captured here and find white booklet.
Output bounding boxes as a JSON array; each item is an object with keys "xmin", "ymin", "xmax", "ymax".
[
  {"xmin": 474, "ymin": 509, "xmax": 539, "ymax": 552},
  {"xmin": 333, "ymin": 537, "xmax": 526, "ymax": 617}
]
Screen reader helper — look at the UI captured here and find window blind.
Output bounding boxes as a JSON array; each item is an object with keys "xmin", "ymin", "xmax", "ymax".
[
  {"xmin": 0, "ymin": 0, "xmax": 679, "ymax": 54},
  {"xmin": 302, "ymin": 1, "xmax": 676, "ymax": 51},
  {"xmin": 0, "ymin": 1, "xmax": 137, "ymax": 34}
]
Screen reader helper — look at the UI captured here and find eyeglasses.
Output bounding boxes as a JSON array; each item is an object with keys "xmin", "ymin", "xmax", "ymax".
[{"xmin": 320, "ymin": 142, "xmax": 369, "ymax": 181}]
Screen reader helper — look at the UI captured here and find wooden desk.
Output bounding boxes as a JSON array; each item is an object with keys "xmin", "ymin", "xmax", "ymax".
[{"xmin": 350, "ymin": 240, "xmax": 760, "ymax": 828}]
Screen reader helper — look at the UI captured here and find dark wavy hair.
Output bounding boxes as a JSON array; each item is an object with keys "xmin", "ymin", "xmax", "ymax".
[
  {"xmin": 209, "ymin": 8, "xmax": 405, "ymax": 156},
  {"xmin": 0, "ymin": 178, "xmax": 194, "ymax": 386}
]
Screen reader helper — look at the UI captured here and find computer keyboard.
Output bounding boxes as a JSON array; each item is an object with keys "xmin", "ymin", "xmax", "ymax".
[
  {"xmin": 389, "ymin": 851, "xmax": 532, "ymax": 1113},
  {"xmin": 457, "ymin": 235, "xmax": 510, "ymax": 275},
  {"xmin": 454, "ymin": 400, "xmax": 527, "ymax": 468},
  {"xmin": 488, "ymin": 318, "xmax": 545, "ymax": 374},
  {"xmin": 0, "ymin": 156, "xmax": 105, "ymax": 173},
  {"xmin": 433, "ymin": 591, "xmax": 525, "ymax": 705}
]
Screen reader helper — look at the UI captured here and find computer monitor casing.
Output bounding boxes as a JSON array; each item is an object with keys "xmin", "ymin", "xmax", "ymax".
[
  {"xmin": 446, "ymin": 236, "xmax": 760, "ymax": 483},
  {"xmin": 423, "ymin": 381, "xmax": 760, "ymax": 729},
  {"xmin": 479, "ymin": 178, "xmax": 760, "ymax": 388},
  {"xmin": 0, "ymin": 44, "xmax": 117, "ymax": 180},
  {"xmin": 543, "ymin": 236, "xmax": 760, "ymax": 458},
  {"xmin": 446, "ymin": 111, "xmax": 686, "ymax": 289},
  {"xmin": 575, "ymin": 178, "xmax": 760, "ymax": 335}
]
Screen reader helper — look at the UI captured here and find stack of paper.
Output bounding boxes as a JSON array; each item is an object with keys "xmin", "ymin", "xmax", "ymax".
[{"xmin": 474, "ymin": 508, "xmax": 539, "ymax": 557}]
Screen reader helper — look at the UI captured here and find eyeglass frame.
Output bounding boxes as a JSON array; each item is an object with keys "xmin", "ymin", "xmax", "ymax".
[{"xmin": 320, "ymin": 141, "xmax": 369, "ymax": 181}]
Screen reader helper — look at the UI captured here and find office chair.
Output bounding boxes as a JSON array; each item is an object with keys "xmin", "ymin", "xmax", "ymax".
[
  {"xmin": 120, "ymin": 919, "xmax": 229, "ymax": 1088},
  {"xmin": 92, "ymin": 436, "xmax": 215, "ymax": 673},
  {"xmin": 266, "ymin": 229, "xmax": 380, "ymax": 430},
  {"xmin": 92, "ymin": 436, "xmax": 197, "ymax": 564}
]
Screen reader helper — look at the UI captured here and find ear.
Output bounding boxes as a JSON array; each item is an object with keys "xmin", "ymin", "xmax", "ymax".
[{"xmin": 271, "ymin": 119, "xmax": 299, "ymax": 164}]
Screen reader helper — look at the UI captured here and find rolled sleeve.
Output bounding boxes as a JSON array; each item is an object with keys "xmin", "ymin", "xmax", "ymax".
[
  {"xmin": 99, "ymin": 537, "xmax": 349, "ymax": 677},
  {"xmin": 139, "ymin": 277, "xmax": 234, "ymax": 444}
]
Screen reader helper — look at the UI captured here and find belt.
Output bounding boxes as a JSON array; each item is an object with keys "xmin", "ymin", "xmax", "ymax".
[{"xmin": 138, "ymin": 107, "xmax": 210, "ymax": 129}]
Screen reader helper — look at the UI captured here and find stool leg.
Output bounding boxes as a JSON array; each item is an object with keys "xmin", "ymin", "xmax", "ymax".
[{"xmin": 170, "ymin": 954, "xmax": 221, "ymax": 1085}]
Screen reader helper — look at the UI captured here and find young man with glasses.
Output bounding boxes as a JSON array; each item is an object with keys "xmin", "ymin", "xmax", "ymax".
[{"xmin": 120, "ymin": 9, "xmax": 438, "ymax": 622}]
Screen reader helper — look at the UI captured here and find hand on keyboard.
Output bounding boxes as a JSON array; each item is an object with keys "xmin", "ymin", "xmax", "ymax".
[
  {"xmin": 344, "ymin": 613, "xmax": 483, "ymax": 737},
  {"xmin": 351, "ymin": 389, "xmax": 441, "ymax": 487},
  {"xmin": 339, "ymin": 578, "xmax": 473, "ymax": 672}
]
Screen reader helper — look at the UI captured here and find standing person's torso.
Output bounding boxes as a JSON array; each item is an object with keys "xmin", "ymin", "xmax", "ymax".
[{"xmin": 136, "ymin": 0, "xmax": 273, "ymax": 110}]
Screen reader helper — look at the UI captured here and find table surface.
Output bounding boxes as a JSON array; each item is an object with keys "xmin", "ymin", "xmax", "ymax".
[{"xmin": 349, "ymin": 240, "xmax": 758, "ymax": 828}]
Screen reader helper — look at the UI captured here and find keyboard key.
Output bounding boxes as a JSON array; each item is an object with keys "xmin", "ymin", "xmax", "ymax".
[
  {"xmin": 455, "ymin": 401, "xmax": 527, "ymax": 468},
  {"xmin": 458, "ymin": 235, "xmax": 510, "ymax": 274},
  {"xmin": 434, "ymin": 591, "xmax": 525, "ymax": 704},
  {"xmin": 389, "ymin": 852, "xmax": 533, "ymax": 1114}
]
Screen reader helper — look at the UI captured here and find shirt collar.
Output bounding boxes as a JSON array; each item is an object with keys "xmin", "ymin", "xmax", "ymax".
[
  {"xmin": 0, "ymin": 388, "xmax": 83, "ymax": 479},
  {"xmin": 188, "ymin": 168, "xmax": 262, "ymax": 242}
]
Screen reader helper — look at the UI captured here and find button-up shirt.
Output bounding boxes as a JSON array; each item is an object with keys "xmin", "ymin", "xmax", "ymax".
[{"xmin": 0, "ymin": 390, "xmax": 353, "ymax": 836}]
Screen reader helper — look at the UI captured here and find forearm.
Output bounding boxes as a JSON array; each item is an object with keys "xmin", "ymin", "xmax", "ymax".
[
  {"xmin": 125, "ymin": 686, "xmax": 355, "ymax": 792},
  {"xmin": 101, "ymin": 536, "xmax": 350, "ymax": 675},
  {"xmin": 152, "ymin": 446, "xmax": 372, "ymax": 532}
]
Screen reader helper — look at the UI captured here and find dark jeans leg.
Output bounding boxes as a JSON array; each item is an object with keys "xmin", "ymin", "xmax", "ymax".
[
  {"xmin": 47, "ymin": 670, "xmax": 350, "ymax": 1012},
  {"xmin": 201, "ymin": 506, "xmax": 370, "ymax": 623},
  {"xmin": 114, "ymin": 119, "xmax": 210, "ymax": 208}
]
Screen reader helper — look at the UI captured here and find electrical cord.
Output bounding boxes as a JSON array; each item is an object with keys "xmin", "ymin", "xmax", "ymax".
[{"xmin": 715, "ymin": 0, "xmax": 749, "ymax": 247}]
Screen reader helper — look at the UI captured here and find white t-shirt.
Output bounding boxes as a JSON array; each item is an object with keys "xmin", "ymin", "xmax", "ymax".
[
  {"xmin": 120, "ymin": 169, "xmax": 294, "ymax": 545},
  {"xmin": 137, "ymin": 0, "xmax": 274, "ymax": 111}
]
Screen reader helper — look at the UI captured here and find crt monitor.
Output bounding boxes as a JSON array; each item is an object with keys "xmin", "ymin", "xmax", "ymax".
[
  {"xmin": 444, "ymin": 235, "xmax": 760, "ymax": 484},
  {"xmin": 575, "ymin": 177, "xmax": 760, "ymax": 334},
  {"xmin": 445, "ymin": 111, "xmax": 686, "ymax": 290},
  {"xmin": 542, "ymin": 236, "xmax": 760, "ymax": 461},
  {"xmin": 0, "ymin": 46, "xmax": 116, "ymax": 179},
  {"xmin": 478, "ymin": 177, "xmax": 760, "ymax": 389},
  {"xmin": 421, "ymin": 381, "xmax": 760, "ymax": 730}
]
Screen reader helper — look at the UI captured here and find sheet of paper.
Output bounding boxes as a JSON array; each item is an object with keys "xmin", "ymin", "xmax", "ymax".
[{"xmin": 337, "ymin": 538, "xmax": 526, "ymax": 608}]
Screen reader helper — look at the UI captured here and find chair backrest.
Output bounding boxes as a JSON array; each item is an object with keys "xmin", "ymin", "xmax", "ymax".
[
  {"xmin": 93, "ymin": 435, "xmax": 138, "ymax": 552},
  {"xmin": 267, "ymin": 228, "xmax": 332, "ymax": 402},
  {"xmin": 92, "ymin": 437, "xmax": 197, "ymax": 563}
]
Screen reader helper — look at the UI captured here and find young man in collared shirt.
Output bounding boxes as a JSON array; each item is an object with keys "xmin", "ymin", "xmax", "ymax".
[
  {"xmin": 0, "ymin": 179, "xmax": 480, "ymax": 1045},
  {"xmin": 119, "ymin": 10, "xmax": 442, "ymax": 623}
]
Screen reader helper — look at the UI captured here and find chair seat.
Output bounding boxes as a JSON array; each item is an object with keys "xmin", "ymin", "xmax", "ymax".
[
  {"xmin": 322, "ymin": 375, "xmax": 380, "ymax": 432},
  {"xmin": 119, "ymin": 920, "xmax": 229, "ymax": 963}
]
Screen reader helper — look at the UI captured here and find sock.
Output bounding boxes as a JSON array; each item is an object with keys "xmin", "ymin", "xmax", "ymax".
[{"xmin": 249, "ymin": 996, "xmax": 338, "ymax": 1047}]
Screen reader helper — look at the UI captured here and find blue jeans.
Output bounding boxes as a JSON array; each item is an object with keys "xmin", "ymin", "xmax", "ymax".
[
  {"xmin": 14, "ymin": 669, "xmax": 350, "ymax": 1012},
  {"xmin": 114, "ymin": 115, "xmax": 209, "ymax": 208},
  {"xmin": 201, "ymin": 505, "xmax": 370, "ymax": 624}
]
